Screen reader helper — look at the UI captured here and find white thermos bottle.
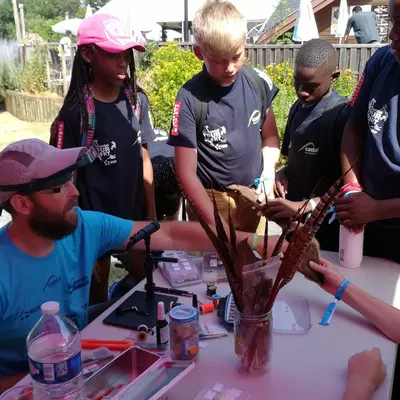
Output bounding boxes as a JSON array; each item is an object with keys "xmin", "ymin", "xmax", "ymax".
[{"xmin": 339, "ymin": 225, "xmax": 364, "ymax": 268}]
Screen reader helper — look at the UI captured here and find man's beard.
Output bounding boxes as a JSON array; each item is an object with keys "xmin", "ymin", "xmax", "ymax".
[{"xmin": 28, "ymin": 199, "xmax": 79, "ymax": 240}]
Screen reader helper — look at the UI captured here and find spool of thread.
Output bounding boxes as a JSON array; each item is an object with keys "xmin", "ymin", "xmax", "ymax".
[
  {"xmin": 137, "ymin": 324, "xmax": 149, "ymax": 341},
  {"xmin": 200, "ymin": 302, "xmax": 214, "ymax": 314},
  {"xmin": 211, "ymin": 294, "xmax": 221, "ymax": 308},
  {"xmin": 206, "ymin": 283, "xmax": 217, "ymax": 297}
]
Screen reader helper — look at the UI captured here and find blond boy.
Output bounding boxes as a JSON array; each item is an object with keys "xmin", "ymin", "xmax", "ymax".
[{"xmin": 168, "ymin": 0, "xmax": 280, "ymax": 232}]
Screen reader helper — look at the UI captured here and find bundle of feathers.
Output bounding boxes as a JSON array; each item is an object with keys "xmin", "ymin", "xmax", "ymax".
[{"xmin": 179, "ymin": 175, "xmax": 346, "ymax": 372}]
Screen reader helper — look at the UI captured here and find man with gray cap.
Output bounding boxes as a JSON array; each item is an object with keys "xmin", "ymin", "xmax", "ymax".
[{"xmin": 0, "ymin": 139, "xmax": 273, "ymax": 390}]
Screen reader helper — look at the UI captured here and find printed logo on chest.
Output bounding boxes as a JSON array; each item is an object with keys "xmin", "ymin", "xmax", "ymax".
[
  {"xmin": 202, "ymin": 124, "xmax": 228, "ymax": 150},
  {"xmin": 94, "ymin": 139, "xmax": 117, "ymax": 166},
  {"xmin": 43, "ymin": 275, "xmax": 61, "ymax": 292},
  {"xmin": 367, "ymin": 98, "xmax": 388, "ymax": 135},
  {"xmin": 68, "ymin": 276, "xmax": 89, "ymax": 294},
  {"xmin": 248, "ymin": 110, "xmax": 261, "ymax": 127},
  {"xmin": 298, "ymin": 141, "xmax": 320, "ymax": 156}
]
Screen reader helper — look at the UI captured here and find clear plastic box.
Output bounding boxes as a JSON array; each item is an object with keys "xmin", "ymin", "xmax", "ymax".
[
  {"xmin": 202, "ymin": 253, "xmax": 227, "ymax": 283},
  {"xmin": 159, "ymin": 251, "xmax": 203, "ymax": 288},
  {"xmin": 272, "ymin": 296, "xmax": 312, "ymax": 333}
]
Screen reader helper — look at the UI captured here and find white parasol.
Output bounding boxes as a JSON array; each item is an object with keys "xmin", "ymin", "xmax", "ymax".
[
  {"xmin": 85, "ymin": 4, "xmax": 93, "ymax": 18},
  {"xmin": 335, "ymin": 0, "xmax": 349, "ymax": 42},
  {"xmin": 52, "ymin": 18, "xmax": 83, "ymax": 36},
  {"xmin": 292, "ymin": 0, "xmax": 319, "ymax": 43}
]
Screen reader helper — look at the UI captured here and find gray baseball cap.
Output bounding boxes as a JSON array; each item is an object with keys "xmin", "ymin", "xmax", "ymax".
[{"xmin": 0, "ymin": 139, "xmax": 87, "ymax": 205}]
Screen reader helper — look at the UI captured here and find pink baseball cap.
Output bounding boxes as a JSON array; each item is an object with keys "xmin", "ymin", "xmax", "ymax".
[
  {"xmin": 0, "ymin": 139, "xmax": 86, "ymax": 204},
  {"xmin": 77, "ymin": 14, "xmax": 145, "ymax": 53}
]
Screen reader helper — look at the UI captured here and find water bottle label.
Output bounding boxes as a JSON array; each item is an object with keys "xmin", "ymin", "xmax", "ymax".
[{"xmin": 29, "ymin": 351, "xmax": 82, "ymax": 384}]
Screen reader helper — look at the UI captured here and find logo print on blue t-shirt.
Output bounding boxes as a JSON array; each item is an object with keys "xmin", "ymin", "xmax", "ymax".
[
  {"xmin": 19, "ymin": 304, "xmax": 41, "ymax": 321},
  {"xmin": 367, "ymin": 98, "xmax": 388, "ymax": 135},
  {"xmin": 68, "ymin": 276, "xmax": 89, "ymax": 294},
  {"xmin": 43, "ymin": 275, "xmax": 61, "ymax": 291}
]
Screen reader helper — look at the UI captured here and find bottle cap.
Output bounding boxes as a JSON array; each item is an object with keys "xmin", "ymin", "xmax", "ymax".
[
  {"xmin": 41, "ymin": 301, "xmax": 60, "ymax": 315},
  {"xmin": 169, "ymin": 305, "xmax": 198, "ymax": 323},
  {"xmin": 157, "ymin": 301, "xmax": 165, "ymax": 320}
]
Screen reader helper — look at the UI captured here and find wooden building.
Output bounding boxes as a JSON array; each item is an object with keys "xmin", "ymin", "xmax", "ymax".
[{"xmin": 256, "ymin": 0, "xmax": 389, "ymax": 45}]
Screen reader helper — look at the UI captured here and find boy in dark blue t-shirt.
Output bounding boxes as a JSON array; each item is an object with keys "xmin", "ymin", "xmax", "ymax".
[
  {"xmin": 337, "ymin": 0, "xmax": 400, "ymax": 263},
  {"xmin": 167, "ymin": 0, "xmax": 280, "ymax": 233},
  {"xmin": 268, "ymin": 39, "xmax": 349, "ymax": 251}
]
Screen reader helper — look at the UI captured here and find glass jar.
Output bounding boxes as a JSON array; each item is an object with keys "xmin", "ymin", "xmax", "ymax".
[
  {"xmin": 234, "ymin": 310, "xmax": 272, "ymax": 376},
  {"xmin": 169, "ymin": 305, "xmax": 199, "ymax": 361}
]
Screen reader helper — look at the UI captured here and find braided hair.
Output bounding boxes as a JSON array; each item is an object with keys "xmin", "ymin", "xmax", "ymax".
[{"xmin": 52, "ymin": 46, "xmax": 139, "ymax": 143}]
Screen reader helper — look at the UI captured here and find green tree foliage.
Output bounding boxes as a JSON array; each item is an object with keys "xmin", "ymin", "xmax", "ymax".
[
  {"xmin": 138, "ymin": 43, "xmax": 202, "ymax": 132},
  {"xmin": 87, "ymin": 0, "xmax": 109, "ymax": 11},
  {"xmin": 0, "ymin": 0, "xmax": 83, "ymax": 41}
]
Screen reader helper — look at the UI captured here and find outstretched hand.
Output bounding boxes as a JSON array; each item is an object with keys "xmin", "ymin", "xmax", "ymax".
[{"xmin": 308, "ymin": 260, "xmax": 345, "ymax": 296}]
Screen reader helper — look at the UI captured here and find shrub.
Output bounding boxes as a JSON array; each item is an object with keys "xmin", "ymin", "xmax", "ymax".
[
  {"xmin": 0, "ymin": 39, "xmax": 21, "ymax": 102},
  {"xmin": 20, "ymin": 45, "xmax": 48, "ymax": 94},
  {"xmin": 138, "ymin": 43, "xmax": 202, "ymax": 132}
]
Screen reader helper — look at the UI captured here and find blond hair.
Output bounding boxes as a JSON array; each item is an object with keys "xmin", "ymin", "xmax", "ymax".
[{"xmin": 193, "ymin": 0, "xmax": 247, "ymax": 55}]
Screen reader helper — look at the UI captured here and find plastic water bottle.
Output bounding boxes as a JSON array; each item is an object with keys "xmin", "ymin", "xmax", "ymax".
[
  {"xmin": 27, "ymin": 301, "xmax": 86, "ymax": 399},
  {"xmin": 339, "ymin": 225, "xmax": 364, "ymax": 268}
]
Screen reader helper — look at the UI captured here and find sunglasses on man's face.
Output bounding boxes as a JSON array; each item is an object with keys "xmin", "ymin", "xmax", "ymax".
[{"xmin": 38, "ymin": 175, "xmax": 74, "ymax": 194}]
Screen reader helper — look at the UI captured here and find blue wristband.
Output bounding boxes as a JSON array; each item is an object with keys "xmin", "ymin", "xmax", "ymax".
[
  {"xmin": 254, "ymin": 176, "xmax": 271, "ymax": 189},
  {"xmin": 334, "ymin": 279, "xmax": 351, "ymax": 301},
  {"xmin": 320, "ymin": 279, "xmax": 351, "ymax": 326}
]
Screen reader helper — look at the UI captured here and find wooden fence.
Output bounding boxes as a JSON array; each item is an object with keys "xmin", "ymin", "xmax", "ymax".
[
  {"xmin": 11, "ymin": 42, "xmax": 382, "ymax": 106},
  {"xmin": 160, "ymin": 43, "xmax": 384, "ymax": 77},
  {"xmin": 5, "ymin": 90, "xmax": 63, "ymax": 123},
  {"xmin": 244, "ymin": 44, "xmax": 383, "ymax": 76}
]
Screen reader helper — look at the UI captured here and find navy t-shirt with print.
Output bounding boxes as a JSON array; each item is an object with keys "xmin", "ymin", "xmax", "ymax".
[
  {"xmin": 350, "ymin": 46, "xmax": 400, "ymax": 206},
  {"xmin": 167, "ymin": 67, "xmax": 279, "ymax": 190},
  {"xmin": 53, "ymin": 89, "xmax": 148, "ymax": 220}
]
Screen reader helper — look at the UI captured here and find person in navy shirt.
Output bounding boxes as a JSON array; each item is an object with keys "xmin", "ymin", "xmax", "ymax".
[
  {"xmin": 167, "ymin": 0, "xmax": 280, "ymax": 233},
  {"xmin": 0, "ymin": 139, "xmax": 274, "ymax": 391},
  {"xmin": 50, "ymin": 15, "xmax": 157, "ymax": 304},
  {"xmin": 269, "ymin": 39, "xmax": 349, "ymax": 251},
  {"xmin": 337, "ymin": 0, "xmax": 400, "ymax": 262}
]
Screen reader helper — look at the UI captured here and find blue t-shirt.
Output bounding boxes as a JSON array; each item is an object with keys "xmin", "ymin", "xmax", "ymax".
[
  {"xmin": 167, "ymin": 66, "xmax": 278, "ymax": 190},
  {"xmin": 350, "ymin": 46, "xmax": 400, "ymax": 203},
  {"xmin": 0, "ymin": 208, "xmax": 132, "ymax": 376}
]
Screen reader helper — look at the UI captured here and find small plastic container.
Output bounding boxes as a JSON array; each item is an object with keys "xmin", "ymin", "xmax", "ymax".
[
  {"xmin": 169, "ymin": 305, "xmax": 199, "ymax": 361},
  {"xmin": 160, "ymin": 251, "xmax": 203, "ymax": 288},
  {"xmin": 272, "ymin": 297, "xmax": 311, "ymax": 334},
  {"xmin": 202, "ymin": 253, "xmax": 227, "ymax": 283}
]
